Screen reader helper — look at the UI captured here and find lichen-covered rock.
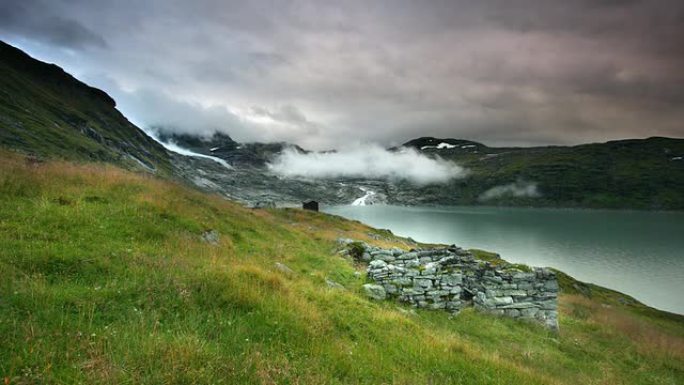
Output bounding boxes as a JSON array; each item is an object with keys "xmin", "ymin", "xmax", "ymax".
[
  {"xmin": 201, "ymin": 229, "xmax": 219, "ymax": 245},
  {"xmin": 325, "ymin": 278, "xmax": 345, "ymax": 290},
  {"xmin": 363, "ymin": 284, "xmax": 387, "ymax": 300},
  {"xmin": 361, "ymin": 252, "xmax": 372, "ymax": 262},
  {"xmin": 274, "ymin": 262, "xmax": 294, "ymax": 275},
  {"xmin": 337, "ymin": 238, "xmax": 355, "ymax": 245}
]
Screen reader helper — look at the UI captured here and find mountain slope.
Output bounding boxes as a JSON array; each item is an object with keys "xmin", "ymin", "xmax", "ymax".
[
  {"xmin": 2, "ymin": 40, "xmax": 682, "ymax": 210},
  {"xmin": 399, "ymin": 136, "xmax": 684, "ymax": 209},
  {"xmin": 165, "ymin": 133, "xmax": 684, "ymax": 210},
  {"xmin": 0, "ymin": 41, "xmax": 171, "ymax": 174},
  {"xmin": 1, "ymin": 150, "xmax": 682, "ymax": 384},
  {"xmin": 156, "ymin": 128, "xmax": 308, "ymax": 168}
]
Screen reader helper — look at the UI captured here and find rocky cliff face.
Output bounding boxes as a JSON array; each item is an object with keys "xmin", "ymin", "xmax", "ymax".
[{"xmin": 340, "ymin": 240, "xmax": 559, "ymax": 330}]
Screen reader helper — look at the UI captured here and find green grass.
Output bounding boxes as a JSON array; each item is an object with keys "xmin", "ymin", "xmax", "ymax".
[
  {"xmin": 1, "ymin": 152, "xmax": 683, "ymax": 384},
  {"xmin": 468, "ymin": 249, "xmax": 532, "ymax": 272}
]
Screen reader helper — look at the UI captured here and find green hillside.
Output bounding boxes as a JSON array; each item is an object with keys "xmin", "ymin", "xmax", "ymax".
[
  {"xmin": 1, "ymin": 151, "xmax": 682, "ymax": 384},
  {"xmin": 0, "ymin": 41, "xmax": 171, "ymax": 175},
  {"xmin": 401, "ymin": 137, "xmax": 684, "ymax": 209}
]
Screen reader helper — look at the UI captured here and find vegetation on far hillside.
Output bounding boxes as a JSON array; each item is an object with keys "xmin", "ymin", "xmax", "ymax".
[
  {"xmin": 400, "ymin": 136, "xmax": 684, "ymax": 209},
  {"xmin": 1, "ymin": 151, "xmax": 682, "ymax": 384}
]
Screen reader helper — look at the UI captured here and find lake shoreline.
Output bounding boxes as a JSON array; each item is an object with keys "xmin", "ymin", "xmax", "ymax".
[{"xmin": 324, "ymin": 204, "xmax": 684, "ymax": 315}]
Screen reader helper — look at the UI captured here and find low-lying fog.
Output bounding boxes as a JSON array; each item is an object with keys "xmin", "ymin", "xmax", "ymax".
[{"xmin": 269, "ymin": 145, "xmax": 466, "ymax": 185}]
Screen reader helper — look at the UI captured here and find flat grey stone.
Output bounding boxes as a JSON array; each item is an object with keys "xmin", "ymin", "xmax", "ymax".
[
  {"xmin": 544, "ymin": 280, "xmax": 559, "ymax": 292},
  {"xmin": 493, "ymin": 296, "xmax": 514, "ymax": 306},
  {"xmin": 274, "ymin": 262, "xmax": 294, "ymax": 275},
  {"xmin": 500, "ymin": 302, "xmax": 538, "ymax": 309},
  {"xmin": 201, "ymin": 229, "xmax": 219, "ymax": 245},
  {"xmin": 369, "ymin": 260, "xmax": 388, "ymax": 269},
  {"xmin": 363, "ymin": 284, "xmax": 386, "ymax": 300},
  {"xmin": 325, "ymin": 278, "xmax": 345, "ymax": 290}
]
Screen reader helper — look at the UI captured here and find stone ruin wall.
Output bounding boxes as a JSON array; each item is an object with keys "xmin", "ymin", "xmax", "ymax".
[{"xmin": 340, "ymin": 240, "xmax": 559, "ymax": 330}]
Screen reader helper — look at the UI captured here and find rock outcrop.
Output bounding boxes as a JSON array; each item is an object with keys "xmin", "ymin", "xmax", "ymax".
[{"xmin": 340, "ymin": 239, "xmax": 559, "ymax": 330}]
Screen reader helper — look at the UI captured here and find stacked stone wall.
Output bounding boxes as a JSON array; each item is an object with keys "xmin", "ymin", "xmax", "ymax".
[{"xmin": 341, "ymin": 240, "xmax": 559, "ymax": 330}]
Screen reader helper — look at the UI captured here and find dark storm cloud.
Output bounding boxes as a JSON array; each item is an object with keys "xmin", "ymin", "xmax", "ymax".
[
  {"xmin": 0, "ymin": 0, "xmax": 107, "ymax": 49},
  {"xmin": 1, "ymin": 0, "xmax": 682, "ymax": 148}
]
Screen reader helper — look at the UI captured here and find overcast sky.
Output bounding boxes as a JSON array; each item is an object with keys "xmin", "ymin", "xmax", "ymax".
[{"xmin": 1, "ymin": 0, "xmax": 683, "ymax": 149}]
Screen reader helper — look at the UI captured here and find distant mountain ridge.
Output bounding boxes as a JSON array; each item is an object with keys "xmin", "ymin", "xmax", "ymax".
[
  {"xmin": 154, "ymin": 128, "xmax": 308, "ymax": 168},
  {"xmin": 161, "ymin": 131, "xmax": 684, "ymax": 209},
  {"xmin": 399, "ymin": 137, "xmax": 486, "ymax": 151},
  {"xmin": 396, "ymin": 136, "xmax": 684, "ymax": 209},
  {"xmin": 402, "ymin": 136, "xmax": 684, "ymax": 154},
  {"xmin": 1, "ymin": 40, "xmax": 683, "ymax": 209}
]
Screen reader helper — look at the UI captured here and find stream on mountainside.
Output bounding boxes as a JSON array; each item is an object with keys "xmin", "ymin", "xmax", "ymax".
[{"xmin": 324, "ymin": 204, "xmax": 684, "ymax": 315}]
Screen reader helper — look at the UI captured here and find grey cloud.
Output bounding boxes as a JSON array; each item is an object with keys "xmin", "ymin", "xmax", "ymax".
[
  {"xmin": 249, "ymin": 105, "xmax": 320, "ymax": 135},
  {"xmin": 100, "ymin": 79, "xmax": 325, "ymax": 146},
  {"xmin": 36, "ymin": 16, "xmax": 107, "ymax": 48},
  {"xmin": 0, "ymin": 0, "xmax": 107, "ymax": 49},
  {"xmin": 1, "ymin": 0, "xmax": 683, "ymax": 149},
  {"xmin": 114, "ymin": 88, "xmax": 247, "ymax": 139}
]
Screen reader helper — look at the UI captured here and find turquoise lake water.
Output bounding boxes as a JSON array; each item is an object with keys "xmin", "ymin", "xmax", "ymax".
[{"xmin": 324, "ymin": 205, "xmax": 684, "ymax": 315}]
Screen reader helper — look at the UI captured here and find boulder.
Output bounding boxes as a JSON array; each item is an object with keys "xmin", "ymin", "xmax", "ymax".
[
  {"xmin": 325, "ymin": 278, "xmax": 345, "ymax": 290},
  {"xmin": 493, "ymin": 296, "xmax": 514, "ymax": 306},
  {"xmin": 520, "ymin": 307, "xmax": 539, "ymax": 318},
  {"xmin": 361, "ymin": 252, "xmax": 372, "ymax": 262},
  {"xmin": 252, "ymin": 200, "xmax": 276, "ymax": 209},
  {"xmin": 544, "ymin": 280, "xmax": 559, "ymax": 292},
  {"xmin": 336, "ymin": 238, "xmax": 355, "ymax": 245},
  {"xmin": 201, "ymin": 229, "xmax": 219, "ymax": 245},
  {"xmin": 274, "ymin": 262, "xmax": 294, "ymax": 275},
  {"xmin": 363, "ymin": 284, "xmax": 387, "ymax": 301}
]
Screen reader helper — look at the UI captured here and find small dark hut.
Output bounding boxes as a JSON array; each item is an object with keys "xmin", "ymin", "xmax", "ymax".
[{"xmin": 302, "ymin": 200, "xmax": 319, "ymax": 211}]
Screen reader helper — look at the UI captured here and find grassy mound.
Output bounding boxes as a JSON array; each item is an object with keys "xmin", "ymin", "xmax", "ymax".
[{"xmin": 1, "ymin": 151, "xmax": 682, "ymax": 384}]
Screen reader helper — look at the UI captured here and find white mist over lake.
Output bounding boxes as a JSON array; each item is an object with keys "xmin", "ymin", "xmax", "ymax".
[
  {"xmin": 268, "ymin": 145, "xmax": 465, "ymax": 184},
  {"xmin": 324, "ymin": 205, "xmax": 684, "ymax": 315}
]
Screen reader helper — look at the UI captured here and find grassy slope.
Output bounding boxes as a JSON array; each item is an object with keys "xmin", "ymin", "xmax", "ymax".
[
  {"xmin": 1, "ymin": 151, "xmax": 682, "ymax": 384},
  {"xmin": 0, "ymin": 41, "xmax": 172, "ymax": 175}
]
